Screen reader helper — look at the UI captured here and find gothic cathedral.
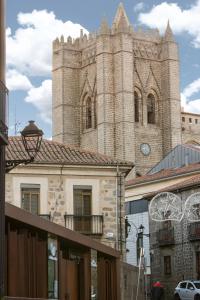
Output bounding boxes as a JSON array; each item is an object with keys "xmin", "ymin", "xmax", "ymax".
[{"xmin": 52, "ymin": 4, "xmax": 183, "ymax": 175}]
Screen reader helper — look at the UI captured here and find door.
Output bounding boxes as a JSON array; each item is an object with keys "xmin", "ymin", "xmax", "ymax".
[
  {"xmin": 66, "ymin": 260, "xmax": 79, "ymax": 300},
  {"xmin": 73, "ymin": 187, "xmax": 92, "ymax": 233}
]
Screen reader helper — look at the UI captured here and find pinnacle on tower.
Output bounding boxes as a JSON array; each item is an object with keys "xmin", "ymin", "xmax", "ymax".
[
  {"xmin": 99, "ymin": 17, "xmax": 110, "ymax": 34},
  {"xmin": 112, "ymin": 3, "xmax": 131, "ymax": 31},
  {"xmin": 164, "ymin": 20, "xmax": 174, "ymax": 42}
]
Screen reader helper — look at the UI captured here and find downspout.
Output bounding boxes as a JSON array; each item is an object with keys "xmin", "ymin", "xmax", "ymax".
[{"xmin": 116, "ymin": 164, "xmax": 119, "ymax": 251}]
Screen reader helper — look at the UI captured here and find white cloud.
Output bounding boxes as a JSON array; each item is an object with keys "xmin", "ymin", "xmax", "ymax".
[
  {"xmin": 6, "ymin": 69, "xmax": 32, "ymax": 91},
  {"xmin": 138, "ymin": 0, "xmax": 200, "ymax": 47},
  {"xmin": 134, "ymin": 2, "xmax": 144, "ymax": 12},
  {"xmin": 181, "ymin": 77, "xmax": 200, "ymax": 114},
  {"xmin": 6, "ymin": 9, "xmax": 88, "ymax": 124},
  {"xmin": 25, "ymin": 79, "xmax": 52, "ymax": 124},
  {"xmin": 182, "ymin": 78, "xmax": 200, "ymax": 98},
  {"xmin": 6, "ymin": 9, "xmax": 88, "ymax": 76}
]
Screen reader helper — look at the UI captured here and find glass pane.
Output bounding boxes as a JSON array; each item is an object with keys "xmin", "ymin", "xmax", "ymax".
[
  {"xmin": 91, "ymin": 250, "xmax": 97, "ymax": 300},
  {"xmin": 74, "ymin": 189, "xmax": 83, "ymax": 215},
  {"xmin": 48, "ymin": 236, "xmax": 58, "ymax": 299},
  {"xmin": 22, "ymin": 192, "xmax": 30, "ymax": 211},
  {"xmin": 83, "ymin": 193, "xmax": 91, "ymax": 215},
  {"xmin": 31, "ymin": 193, "xmax": 39, "ymax": 215}
]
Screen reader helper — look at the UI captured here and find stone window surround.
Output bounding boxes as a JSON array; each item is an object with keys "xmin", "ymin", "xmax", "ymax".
[
  {"xmin": 13, "ymin": 177, "xmax": 48, "ymax": 214},
  {"xmin": 65, "ymin": 178, "xmax": 100, "ymax": 215}
]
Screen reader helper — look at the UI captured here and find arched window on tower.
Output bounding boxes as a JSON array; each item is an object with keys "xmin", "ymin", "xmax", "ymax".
[
  {"xmin": 134, "ymin": 91, "xmax": 139, "ymax": 122},
  {"xmin": 147, "ymin": 93, "xmax": 156, "ymax": 124},
  {"xmin": 86, "ymin": 97, "xmax": 92, "ymax": 129}
]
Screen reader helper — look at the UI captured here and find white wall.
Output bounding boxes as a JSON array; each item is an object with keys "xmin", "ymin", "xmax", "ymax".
[{"xmin": 126, "ymin": 212, "xmax": 151, "ymax": 275}]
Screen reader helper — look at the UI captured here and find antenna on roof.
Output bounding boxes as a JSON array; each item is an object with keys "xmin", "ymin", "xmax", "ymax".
[{"xmin": 14, "ymin": 101, "xmax": 21, "ymax": 135}]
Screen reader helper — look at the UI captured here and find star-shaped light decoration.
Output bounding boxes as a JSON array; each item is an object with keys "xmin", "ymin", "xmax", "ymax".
[{"xmin": 149, "ymin": 192, "xmax": 183, "ymax": 222}]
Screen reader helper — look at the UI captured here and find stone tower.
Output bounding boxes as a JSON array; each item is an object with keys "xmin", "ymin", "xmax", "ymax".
[{"xmin": 52, "ymin": 4, "xmax": 182, "ymax": 175}]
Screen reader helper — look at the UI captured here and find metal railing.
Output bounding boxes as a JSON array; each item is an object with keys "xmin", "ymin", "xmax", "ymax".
[
  {"xmin": 188, "ymin": 222, "xmax": 200, "ymax": 241},
  {"xmin": 39, "ymin": 214, "xmax": 51, "ymax": 221},
  {"xmin": 64, "ymin": 214, "xmax": 103, "ymax": 235},
  {"xmin": 157, "ymin": 227, "xmax": 175, "ymax": 246},
  {"xmin": 0, "ymin": 80, "xmax": 8, "ymax": 145}
]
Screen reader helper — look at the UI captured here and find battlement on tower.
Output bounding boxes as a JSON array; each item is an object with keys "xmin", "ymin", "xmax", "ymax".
[{"xmin": 53, "ymin": 31, "xmax": 97, "ymax": 52}]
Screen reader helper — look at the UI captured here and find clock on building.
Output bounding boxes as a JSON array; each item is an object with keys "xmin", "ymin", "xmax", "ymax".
[{"xmin": 140, "ymin": 143, "xmax": 151, "ymax": 156}]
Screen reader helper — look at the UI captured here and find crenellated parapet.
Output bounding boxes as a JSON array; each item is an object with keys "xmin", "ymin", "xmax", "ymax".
[{"xmin": 53, "ymin": 31, "xmax": 97, "ymax": 52}]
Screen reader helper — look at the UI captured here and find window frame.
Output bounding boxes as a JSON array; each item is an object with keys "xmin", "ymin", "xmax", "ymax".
[
  {"xmin": 164, "ymin": 255, "xmax": 172, "ymax": 276},
  {"xmin": 21, "ymin": 185, "xmax": 40, "ymax": 215}
]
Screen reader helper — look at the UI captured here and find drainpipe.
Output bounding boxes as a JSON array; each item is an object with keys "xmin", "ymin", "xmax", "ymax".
[{"xmin": 116, "ymin": 164, "xmax": 119, "ymax": 251}]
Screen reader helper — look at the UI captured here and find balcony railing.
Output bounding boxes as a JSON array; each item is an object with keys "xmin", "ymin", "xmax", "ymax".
[
  {"xmin": 64, "ymin": 214, "xmax": 103, "ymax": 235},
  {"xmin": 157, "ymin": 227, "xmax": 175, "ymax": 246},
  {"xmin": 39, "ymin": 214, "xmax": 51, "ymax": 221},
  {"xmin": 188, "ymin": 222, "xmax": 200, "ymax": 241},
  {"xmin": 0, "ymin": 80, "xmax": 8, "ymax": 145}
]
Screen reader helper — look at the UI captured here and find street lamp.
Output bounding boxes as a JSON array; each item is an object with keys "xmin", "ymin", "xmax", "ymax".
[
  {"xmin": 6, "ymin": 120, "xmax": 44, "ymax": 172},
  {"xmin": 21, "ymin": 120, "xmax": 43, "ymax": 160}
]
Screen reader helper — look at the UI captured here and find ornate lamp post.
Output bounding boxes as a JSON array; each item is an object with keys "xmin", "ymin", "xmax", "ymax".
[
  {"xmin": 6, "ymin": 121, "xmax": 43, "ymax": 172},
  {"xmin": 21, "ymin": 120, "xmax": 43, "ymax": 159}
]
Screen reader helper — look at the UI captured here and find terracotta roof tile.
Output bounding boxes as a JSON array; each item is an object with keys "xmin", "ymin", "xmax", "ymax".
[
  {"xmin": 6, "ymin": 136, "xmax": 134, "ymax": 168},
  {"xmin": 146, "ymin": 174, "xmax": 200, "ymax": 198},
  {"xmin": 126, "ymin": 162, "xmax": 200, "ymax": 187}
]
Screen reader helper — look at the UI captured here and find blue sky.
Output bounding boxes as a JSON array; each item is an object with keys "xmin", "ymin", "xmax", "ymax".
[{"xmin": 6, "ymin": 0, "xmax": 200, "ymax": 138}]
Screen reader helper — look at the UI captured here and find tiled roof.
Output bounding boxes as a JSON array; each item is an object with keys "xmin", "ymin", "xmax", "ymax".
[
  {"xmin": 6, "ymin": 136, "xmax": 134, "ymax": 168},
  {"xmin": 126, "ymin": 162, "xmax": 200, "ymax": 187},
  {"xmin": 145, "ymin": 174, "xmax": 200, "ymax": 199}
]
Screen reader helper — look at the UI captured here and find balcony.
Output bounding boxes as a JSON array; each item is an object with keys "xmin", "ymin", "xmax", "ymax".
[
  {"xmin": 188, "ymin": 222, "xmax": 200, "ymax": 241},
  {"xmin": 157, "ymin": 227, "xmax": 175, "ymax": 247},
  {"xmin": 39, "ymin": 213, "xmax": 51, "ymax": 221},
  {"xmin": 64, "ymin": 214, "xmax": 103, "ymax": 235},
  {"xmin": 0, "ymin": 80, "xmax": 8, "ymax": 145}
]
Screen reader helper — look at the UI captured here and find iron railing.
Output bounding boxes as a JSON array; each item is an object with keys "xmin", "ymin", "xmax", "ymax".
[
  {"xmin": 0, "ymin": 80, "xmax": 8, "ymax": 145},
  {"xmin": 64, "ymin": 214, "xmax": 103, "ymax": 235},
  {"xmin": 157, "ymin": 227, "xmax": 175, "ymax": 246},
  {"xmin": 188, "ymin": 222, "xmax": 200, "ymax": 241},
  {"xmin": 39, "ymin": 214, "xmax": 51, "ymax": 221}
]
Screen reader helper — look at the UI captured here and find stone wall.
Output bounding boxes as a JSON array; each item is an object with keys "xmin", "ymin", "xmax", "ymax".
[
  {"xmin": 150, "ymin": 186, "xmax": 200, "ymax": 299},
  {"xmin": 181, "ymin": 112, "xmax": 200, "ymax": 144},
  {"xmin": 6, "ymin": 166, "xmax": 127, "ymax": 255},
  {"xmin": 121, "ymin": 262, "xmax": 144, "ymax": 300},
  {"xmin": 52, "ymin": 4, "xmax": 189, "ymax": 176}
]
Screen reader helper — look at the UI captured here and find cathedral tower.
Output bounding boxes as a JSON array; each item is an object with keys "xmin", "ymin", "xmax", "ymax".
[{"xmin": 52, "ymin": 4, "xmax": 182, "ymax": 174}]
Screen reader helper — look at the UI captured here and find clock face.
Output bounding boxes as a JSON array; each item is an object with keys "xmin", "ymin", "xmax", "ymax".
[{"xmin": 140, "ymin": 143, "xmax": 151, "ymax": 156}]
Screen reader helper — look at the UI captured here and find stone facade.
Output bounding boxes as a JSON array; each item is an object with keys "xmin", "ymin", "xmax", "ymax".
[
  {"xmin": 181, "ymin": 111, "xmax": 200, "ymax": 144},
  {"xmin": 150, "ymin": 187, "xmax": 200, "ymax": 299},
  {"xmin": 52, "ymin": 4, "xmax": 189, "ymax": 175},
  {"xmin": 5, "ymin": 164, "xmax": 127, "ymax": 255}
]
